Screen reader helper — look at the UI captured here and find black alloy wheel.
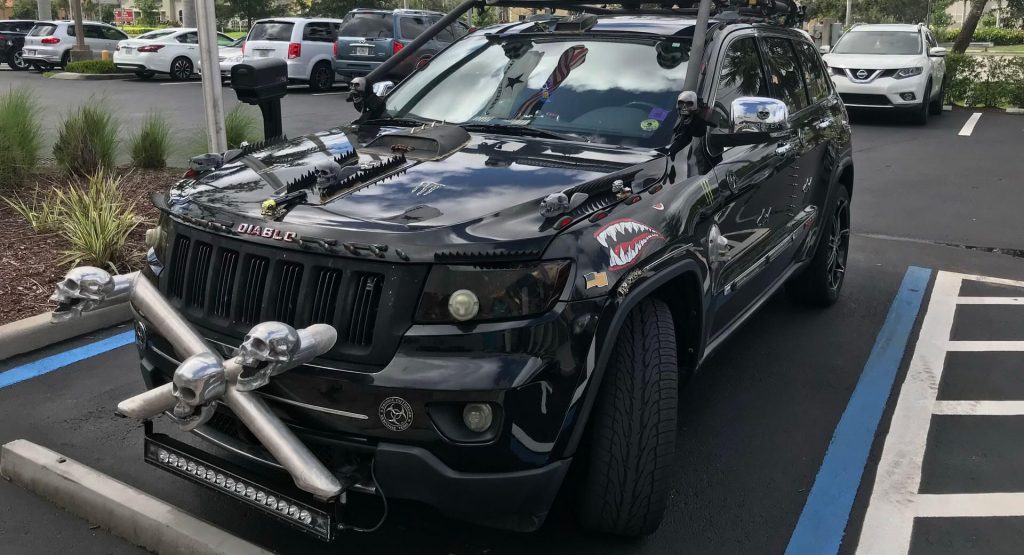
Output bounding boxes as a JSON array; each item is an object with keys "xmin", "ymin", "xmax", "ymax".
[
  {"xmin": 786, "ymin": 185, "xmax": 851, "ymax": 307},
  {"xmin": 170, "ymin": 57, "xmax": 193, "ymax": 81},
  {"xmin": 309, "ymin": 62, "xmax": 334, "ymax": 92},
  {"xmin": 825, "ymin": 195, "xmax": 850, "ymax": 292}
]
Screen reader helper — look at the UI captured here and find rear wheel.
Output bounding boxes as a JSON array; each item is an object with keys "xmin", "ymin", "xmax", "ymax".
[
  {"xmin": 170, "ymin": 57, "xmax": 193, "ymax": 81},
  {"xmin": 8, "ymin": 49, "xmax": 29, "ymax": 71},
  {"xmin": 576, "ymin": 297, "xmax": 678, "ymax": 536},
  {"xmin": 786, "ymin": 186, "xmax": 851, "ymax": 307},
  {"xmin": 308, "ymin": 61, "xmax": 334, "ymax": 92},
  {"xmin": 59, "ymin": 50, "xmax": 70, "ymax": 69}
]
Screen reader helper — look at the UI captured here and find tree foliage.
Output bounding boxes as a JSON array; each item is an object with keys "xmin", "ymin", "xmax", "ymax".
[
  {"xmin": 803, "ymin": 0, "xmax": 952, "ymax": 24},
  {"xmin": 223, "ymin": 0, "xmax": 287, "ymax": 27},
  {"xmin": 11, "ymin": 0, "xmax": 37, "ymax": 19},
  {"xmin": 953, "ymin": 0, "xmax": 990, "ymax": 52},
  {"xmin": 134, "ymin": 0, "xmax": 160, "ymax": 26}
]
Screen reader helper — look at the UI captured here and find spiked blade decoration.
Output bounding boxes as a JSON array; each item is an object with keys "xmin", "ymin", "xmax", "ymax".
[
  {"xmin": 333, "ymin": 149, "xmax": 358, "ymax": 167},
  {"xmin": 318, "ymin": 154, "xmax": 408, "ymax": 202},
  {"xmin": 240, "ymin": 135, "xmax": 288, "ymax": 156},
  {"xmin": 283, "ymin": 170, "xmax": 317, "ymax": 195}
]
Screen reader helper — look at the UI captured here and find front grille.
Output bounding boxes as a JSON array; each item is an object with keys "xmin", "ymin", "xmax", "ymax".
[
  {"xmin": 160, "ymin": 223, "xmax": 427, "ymax": 368},
  {"xmin": 840, "ymin": 93, "xmax": 892, "ymax": 106}
]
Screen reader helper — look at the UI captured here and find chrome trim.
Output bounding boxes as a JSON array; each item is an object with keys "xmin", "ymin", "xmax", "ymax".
[
  {"xmin": 843, "ymin": 103, "xmax": 895, "ymax": 109},
  {"xmin": 193, "ymin": 422, "xmax": 285, "ymax": 470},
  {"xmin": 258, "ymin": 392, "xmax": 369, "ymax": 421},
  {"xmin": 844, "ymin": 68, "xmax": 883, "ymax": 83}
]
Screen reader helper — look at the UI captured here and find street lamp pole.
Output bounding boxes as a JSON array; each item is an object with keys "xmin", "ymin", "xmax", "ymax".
[
  {"xmin": 69, "ymin": 0, "xmax": 90, "ymax": 62},
  {"xmin": 846, "ymin": 0, "xmax": 853, "ymax": 25},
  {"xmin": 195, "ymin": 0, "xmax": 227, "ymax": 152}
]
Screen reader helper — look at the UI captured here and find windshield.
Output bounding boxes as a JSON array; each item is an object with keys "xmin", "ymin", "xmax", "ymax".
[
  {"xmin": 249, "ymin": 21, "xmax": 294, "ymax": 42},
  {"xmin": 338, "ymin": 13, "xmax": 393, "ymax": 38},
  {"xmin": 833, "ymin": 31, "xmax": 922, "ymax": 55},
  {"xmin": 384, "ymin": 35, "xmax": 691, "ymax": 148}
]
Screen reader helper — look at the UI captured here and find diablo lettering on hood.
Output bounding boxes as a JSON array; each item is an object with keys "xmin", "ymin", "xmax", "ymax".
[{"xmin": 594, "ymin": 219, "xmax": 664, "ymax": 271}]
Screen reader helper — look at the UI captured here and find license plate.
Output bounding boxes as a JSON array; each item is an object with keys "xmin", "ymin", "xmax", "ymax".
[
  {"xmin": 355, "ymin": 46, "xmax": 369, "ymax": 56},
  {"xmin": 257, "ymin": 49, "xmax": 271, "ymax": 58},
  {"xmin": 122, "ymin": 47, "xmax": 133, "ymax": 54},
  {"xmin": 24, "ymin": 49, "xmax": 34, "ymax": 55}
]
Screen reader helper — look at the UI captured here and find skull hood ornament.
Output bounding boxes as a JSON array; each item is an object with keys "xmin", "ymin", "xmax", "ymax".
[
  {"xmin": 171, "ymin": 352, "xmax": 226, "ymax": 431},
  {"xmin": 236, "ymin": 321, "xmax": 301, "ymax": 391},
  {"xmin": 50, "ymin": 266, "xmax": 115, "ymax": 321},
  {"xmin": 677, "ymin": 91, "xmax": 699, "ymax": 123}
]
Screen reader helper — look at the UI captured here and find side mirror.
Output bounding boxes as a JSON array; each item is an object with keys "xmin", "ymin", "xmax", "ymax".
[
  {"xmin": 819, "ymin": 45, "xmax": 831, "ymax": 54},
  {"xmin": 929, "ymin": 46, "xmax": 948, "ymax": 57},
  {"xmin": 371, "ymin": 80, "xmax": 395, "ymax": 97},
  {"xmin": 709, "ymin": 97, "xmax": 791, "ymax": 150}
]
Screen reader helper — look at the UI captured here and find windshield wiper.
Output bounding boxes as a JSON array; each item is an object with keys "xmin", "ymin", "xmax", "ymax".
[{"xmin": 460, "ymin": 123, "xmax": 585, "ymax": 142}]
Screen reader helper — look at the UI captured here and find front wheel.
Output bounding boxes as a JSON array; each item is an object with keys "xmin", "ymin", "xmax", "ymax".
[
  {"xmin": 8, "ymin": 49, "xmax": 29, "ymax": 71},
  {"xmin": 576, "ymin": 297, "xmax": 678, "ymax": 536},
  {"xmin": 910, "ymin": 80, "xmax": 931, "ymax": 125},
  {"xmin": 308, "ymin": 62, "xmax": 334, "ymax": 92},
  {"xmin": 929, "ymin": 78, "xmax": 946, "ymax": 115},
  {"xmin": 786, "ymin": 186, "xmax": 851, "ymax": 307}
]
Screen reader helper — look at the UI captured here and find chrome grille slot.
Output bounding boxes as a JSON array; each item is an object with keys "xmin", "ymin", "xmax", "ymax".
[
  {"xmin": 168, "ymin": 236, "xmax": 191, "ymax": 299},
  {"xmin": 240, "ymin": 256, "xmax": 270, "ymax": 324},
  {"xmin": 213, "ymin": 249, "xmax": 238, "ymax": 318},
  {"xmin": 188, "ymin": 242, "xmax": 213, "ymax": 308},
  {"xmin": 347, "ymin": 273, "xmax": 383, "ymax": 346},
  {"xmin": 310, "ymin": 269, "xmax": 342, "ymax": 324},
  {"xmin": 274, "ymin": 262, "xmax": 303, "ymax": 323}
]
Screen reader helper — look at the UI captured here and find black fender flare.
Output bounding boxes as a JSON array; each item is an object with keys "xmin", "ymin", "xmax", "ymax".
[
  {"xmin": 803, "ymin": 153, "xmax": 854, "ymax": 259},
  {"xmin": 560, "ymin": 256, "xmax": 707, "ymax": 456}
]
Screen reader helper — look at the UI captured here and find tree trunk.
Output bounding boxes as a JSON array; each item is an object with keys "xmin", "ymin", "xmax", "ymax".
[{"xmin": 952, "ymin": 0, "xmax": 989, "ymax": 53}]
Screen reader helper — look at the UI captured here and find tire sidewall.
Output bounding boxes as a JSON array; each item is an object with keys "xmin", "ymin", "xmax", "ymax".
[
  {"xmin": 171, "ymin": 57, "xmax": 193, "ymax": 81},
  {"xmin": 309, "ymin": 62, "xmax": 333, "ymax": 91}
]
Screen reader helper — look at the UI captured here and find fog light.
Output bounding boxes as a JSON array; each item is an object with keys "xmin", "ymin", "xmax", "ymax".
[
  {"xmin": 448, "ymin": 289, "xmax": 480, "ymax": 321},
  {"xmin": 901, "ymin": 92, "xmax": 916, "ymax": 101},
  {"xmin": 157, "ymin": 449, "xmax": 169, "ymax": 463},
  {"xmin": 463, "ymin": 403, "xmax": 493, "ymax": 433}
]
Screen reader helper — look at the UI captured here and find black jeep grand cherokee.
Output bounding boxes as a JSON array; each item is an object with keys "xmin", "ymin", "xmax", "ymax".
[{"xmin": 137, "ymin": 2, "xmax": 853, "ymax": 538}]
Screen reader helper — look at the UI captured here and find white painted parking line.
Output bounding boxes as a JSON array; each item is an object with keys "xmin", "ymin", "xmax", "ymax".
[
  {"xmin": 312, "ymin": 92, "xmax": 345, "ymax": 96},
  {"xmin": 959, "ymin": 112, "xmax": 983, "ymax": 136},
  {"xmin": 932, "ymin": 400, "xmax": 1024, "ymax": 416},
  {"xmin": 857, "ymin": 270, "xmax": 1024, "ymax": 555},
  {"xmin": 160, "ymin": 81, "xmax": 200, "ymax": 86},
  {"xmin": 957, "ymin": 296, "xmax": 1024, "ymax": 304}
]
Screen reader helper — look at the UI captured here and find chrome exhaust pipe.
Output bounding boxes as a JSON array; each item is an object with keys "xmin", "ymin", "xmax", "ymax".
[{"xmin": 56, "ymin": 267, "xmax": 344, "ymax": 500}]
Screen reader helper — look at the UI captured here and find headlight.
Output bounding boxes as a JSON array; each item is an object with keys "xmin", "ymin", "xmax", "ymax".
[
  {"xmin": 894, "ymin": 67, "xmax": 924, "ymax": 79},
  {"xmin": 415, "ymin": 260, "xmax": 571, "ymax": 323}
]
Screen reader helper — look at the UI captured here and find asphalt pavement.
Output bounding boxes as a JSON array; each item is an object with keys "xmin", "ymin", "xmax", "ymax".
[{"xmin": 1, "ymin": 69, "xmax": 1023, "ymax": 554}]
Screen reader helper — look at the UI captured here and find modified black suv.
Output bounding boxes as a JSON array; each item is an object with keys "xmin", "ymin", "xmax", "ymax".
[{"xmin": 135, "ymin": 0, "xmax": 853, "ymax": 539}]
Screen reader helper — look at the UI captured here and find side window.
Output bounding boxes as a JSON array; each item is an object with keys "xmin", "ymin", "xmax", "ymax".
[
  {"xmin": 104, "ymin": 27, "xmax": 128, "ymax": 41},
  {"xmin": 66, "ymin": 25, "xmax": 75, "ymax": 37},
  {"xmin": 302, "ymin": 22, "xmax": 334, "ymax": 42},
  {"xmin": 713, "ymin": 36, "xmax": 769, "ymax": 128},
  {"xmin": 83, "ymin": 25, "xmax": 105, "ymax": 40},
  {"xmin": 177, "ymin": 32, "xmax": 198, "ymax": 44},
  {"xmin": 762, "ymin": 36, "xmax": 808, "ymax": 113},
  {"xmin": 925, "ymin": 31, "xmax": 938, "ymax": 49},
  {"xmin": 454, "ymin": 22, "xmax": 470, "ymax": 37},
  {"xmin": 399, "ymin": 16, "xmax": 430, "ymax": 40},
  {"xmin": 794, "ymin": 41, "xmax": 830, "ymax": 104},
  {"xmin": 216, "ymin": 34, "xmax": 235, "ymax": 47},
  {"xmin": 436, "ymin": 23, "xmax": 455, "ymax": 43}
]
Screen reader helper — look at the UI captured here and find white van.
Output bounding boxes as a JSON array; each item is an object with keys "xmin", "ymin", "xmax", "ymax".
[{"xmin": 242, "ymin": 17, "xmax": 343, "ymax": 91}]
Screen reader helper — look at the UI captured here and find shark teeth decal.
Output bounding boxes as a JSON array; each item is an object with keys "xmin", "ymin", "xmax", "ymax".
[{"xmin": 594, "ymin": 219, "xmax": 665, "ymax": 271}]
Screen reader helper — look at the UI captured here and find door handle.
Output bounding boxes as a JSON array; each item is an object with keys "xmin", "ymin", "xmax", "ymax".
[{"xmin": 815, "ymin": 118, "xmax": 833, "ymax": 130}]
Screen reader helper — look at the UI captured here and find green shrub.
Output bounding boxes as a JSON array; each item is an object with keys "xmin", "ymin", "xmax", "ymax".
[
  {"xmin": 130, "ymin": 113, "xmax": 171, "ymax": 168},
  {"xmin": 2, "ymin": 190, "xmax": 62, "ymax": 233},
  {"xmin": 53, "ymin": 101, "xmax": 120, "ymax": 177},
  {"xmin": 945, "ymin": 53, "xmax": 1024, "ymax": 108},
  {"xmin": 937, "ymin": 27, "xmax": 1024, "ymax": 46},
  {"xmin": 64, "ymin": 60, "xmax": 119, "ymax": 74},
  {"xmin": 120, "ymin": 25, "xmax": 170, "ymax": 37},
  {"xmin": 53, "ymin": 171, "xmax": 142, "ymax": 272},
  {"xmin": 0, "ymin": 88, "xmax": 43, "ymax": 184},
  {"xmin": 225, "ymin": 104, "xmax": 262, "ymax": 149}
]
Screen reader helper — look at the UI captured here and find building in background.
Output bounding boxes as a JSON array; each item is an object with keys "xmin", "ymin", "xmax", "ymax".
[{"xmin": 945, "ymin": 1, "xmax": 1001, "ymax": 27}]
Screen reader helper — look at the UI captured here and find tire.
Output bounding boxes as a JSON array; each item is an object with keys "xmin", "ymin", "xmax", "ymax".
[
  {"xmin": 786, "ymin": 186, "xmax": 851, "ymax": 307},
  {"xmin": 170, "ymin": 57, "xmax": 193, "ymax": 81},
  {"xmin": 135, "ymin": 71, "xmax": 155, "ymax": 80},
  {"xmin": 576, "ymin": 297, "xmax": 678, "ymax": 537},
  {"xmin": 59, "ymin": 50, "xmax": 70, "ymax": 69},
  {"xmin": 929, "ymin": 78, "xmax": 945, "ymax": 115},
  {"xmin": 910, "ymin": 80, "xmax": 931, "ymax": 125},
  {"xmin": 8, "ymin": 49, "xmax": 29, "ymax": 71},
  {"xmin": 308, "ymin": 61, "xmax": 334, "ymax": 92}
]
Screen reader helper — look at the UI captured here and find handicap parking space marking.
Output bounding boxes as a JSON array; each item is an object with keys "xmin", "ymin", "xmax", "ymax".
[
  {"xmin": 0, "ymin": 331, "xmax": 134, "ymax": 389},
  {"xmin": 784, "ymin": 266, "xmax": 932, "ymax": 555},
  {"xmin": 958, "ymin": 112, "xmax": 983, "ymax": 136},
  {"xmin": 857, "ymin": 270, "xmax": 1024, "ymax": 555}
]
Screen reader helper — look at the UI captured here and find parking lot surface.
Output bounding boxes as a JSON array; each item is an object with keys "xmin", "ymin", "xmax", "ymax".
[{"xmin": 1, "ymin": 73, "xmax": 1023, "ymax": 554}]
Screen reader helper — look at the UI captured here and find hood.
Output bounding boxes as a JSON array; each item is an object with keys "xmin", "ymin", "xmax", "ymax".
[
  {"xmin": 166, "ymin": 125, "xmax": 667, "ymax": 262},
  {"xmin": 822, "ymin": 53, "xmax": 925, "ymax": 70}
]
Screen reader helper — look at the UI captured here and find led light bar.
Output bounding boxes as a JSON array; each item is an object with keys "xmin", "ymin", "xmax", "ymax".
[{"xmin": 144, "ymin": 435, "xmax": 337, "ymax": 541}]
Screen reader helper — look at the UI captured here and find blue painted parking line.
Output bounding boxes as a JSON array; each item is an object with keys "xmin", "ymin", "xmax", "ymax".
[
  {"xmin": 784, "ymin": 266, "xmax": 933, "ymax": 555},
  {"xmin": 0, "ymin": 331, "xmax": 135, "ymax": 390}
]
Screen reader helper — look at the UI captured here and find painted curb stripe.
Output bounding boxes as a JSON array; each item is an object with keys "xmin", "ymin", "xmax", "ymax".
[
  {"xmin": 0, "ymin": 331, "xmax": 134, "ymax": 389},
  {"xmin": 784, "ymin": 266, "xmax": 932, "ymax": 555}
]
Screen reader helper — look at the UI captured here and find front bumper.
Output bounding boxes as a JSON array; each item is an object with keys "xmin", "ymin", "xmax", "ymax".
[
  {"xmin": 831, "ymin": 72, "xmax": 928, "ymax": 108},
  {"xmin": 334, "ymin": 59, "xmax": 381, "ymax": 79}
]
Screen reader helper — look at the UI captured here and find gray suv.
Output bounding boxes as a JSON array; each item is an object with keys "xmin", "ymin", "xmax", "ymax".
[{"xmin": 333, "ymin": 8, "xmax": 469, "ymax": 83}]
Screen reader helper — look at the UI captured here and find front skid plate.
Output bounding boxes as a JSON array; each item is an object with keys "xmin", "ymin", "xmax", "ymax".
[{"xmin": 144, "ymin": 432, "xmax": 340, "ymax": 541}]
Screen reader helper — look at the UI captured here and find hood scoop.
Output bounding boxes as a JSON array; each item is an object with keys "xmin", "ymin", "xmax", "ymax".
[{"xmin": 363, "ymin": 123, "xmax": 470, "ymax": 161}]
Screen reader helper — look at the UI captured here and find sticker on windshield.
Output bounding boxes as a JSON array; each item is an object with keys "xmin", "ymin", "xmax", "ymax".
[
  {"xmin": 648, "ymin": 107, "xmax": 670, "ymax": 121},
  {"xmin": 640, "ymin": 119, "xmax": 660, "ymax": 132}
]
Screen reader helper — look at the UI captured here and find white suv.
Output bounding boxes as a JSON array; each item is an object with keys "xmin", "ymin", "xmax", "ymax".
[
  {"xmin": 822, "ymin": 24, "xmax": 947, "ymax": 124},
  {"xmin": 241, "ymin": 17, "xmax": 343, "ymax": 91},
  {"xmin": 22, "ymin": 20, "xmax": 128, "ymax": 69}
]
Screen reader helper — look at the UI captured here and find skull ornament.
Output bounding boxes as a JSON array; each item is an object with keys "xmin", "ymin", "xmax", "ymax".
[
  {"xmin": 172, "ymin": 352, "xmax": 227, "ymax": 407},
  {"xmin": 677, "ymin": 91, "xmax": 699, "ymax": 122},
  {"xmin": 236, "ymin": 322, "xmax": 301, "ymax": 391},
  {"xmin": 50, "ymin": 267, "xmax": 115, "ymax": 321}
]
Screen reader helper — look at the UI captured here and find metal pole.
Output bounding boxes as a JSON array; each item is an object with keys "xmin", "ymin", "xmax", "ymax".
[
  {"xmin": 682, "ymin": 0, "xmax": 713, "ymax": 93},
  {"xmin": 69, "ymin": 0, "xmax": 90, "ymax": 62},
  {"xmin": 182, "ymin": 0, "xmax": 197, "ymax": 28},
  {"xmin": 846, "ymin": 0, "xmax": 853, "ymax": 25},
  {"xmin": 195, "ymin": 0, "xmax": 228, "ymax": 153},
  {"xmin": 35, "ymin": 0, "xmax": 51, "ymax": 20}
]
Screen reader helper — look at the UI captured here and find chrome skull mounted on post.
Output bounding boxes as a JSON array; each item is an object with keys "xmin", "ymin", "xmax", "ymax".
[{"xmin": 51, "ymin": 266, "xmax": 344, "ymax": 501}]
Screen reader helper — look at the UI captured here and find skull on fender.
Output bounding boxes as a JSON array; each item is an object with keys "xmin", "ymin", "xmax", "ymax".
[{"xmin": 50, "ymin": 267, "xmax": 115, "ymax": 320}]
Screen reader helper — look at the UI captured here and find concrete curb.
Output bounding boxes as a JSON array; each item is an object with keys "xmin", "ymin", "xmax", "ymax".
[
  {"xmin": 0, "ymin": 303, "xmax": 131, "ymax": 362},
  {"xmin": 0, "ymin": 439, "xmax": 275, "ymax": 555},
  {"xmin": 1006, "ymin": 107, "xmax": 1024, "ymax": 115},
  {"xmin": 50, "ymin": 72, "xmax": 136, "ymax": 80}
]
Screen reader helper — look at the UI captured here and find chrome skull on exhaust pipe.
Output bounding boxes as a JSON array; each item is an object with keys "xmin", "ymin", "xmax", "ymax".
[{"xmin": 51, "ymin": 266, "xmax": 344, "ymax": 500}]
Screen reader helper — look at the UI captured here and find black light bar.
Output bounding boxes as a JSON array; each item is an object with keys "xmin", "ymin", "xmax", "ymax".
[{"xmin": 144, "ymin": 434, "xmax": 339, "ymax": 541}]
